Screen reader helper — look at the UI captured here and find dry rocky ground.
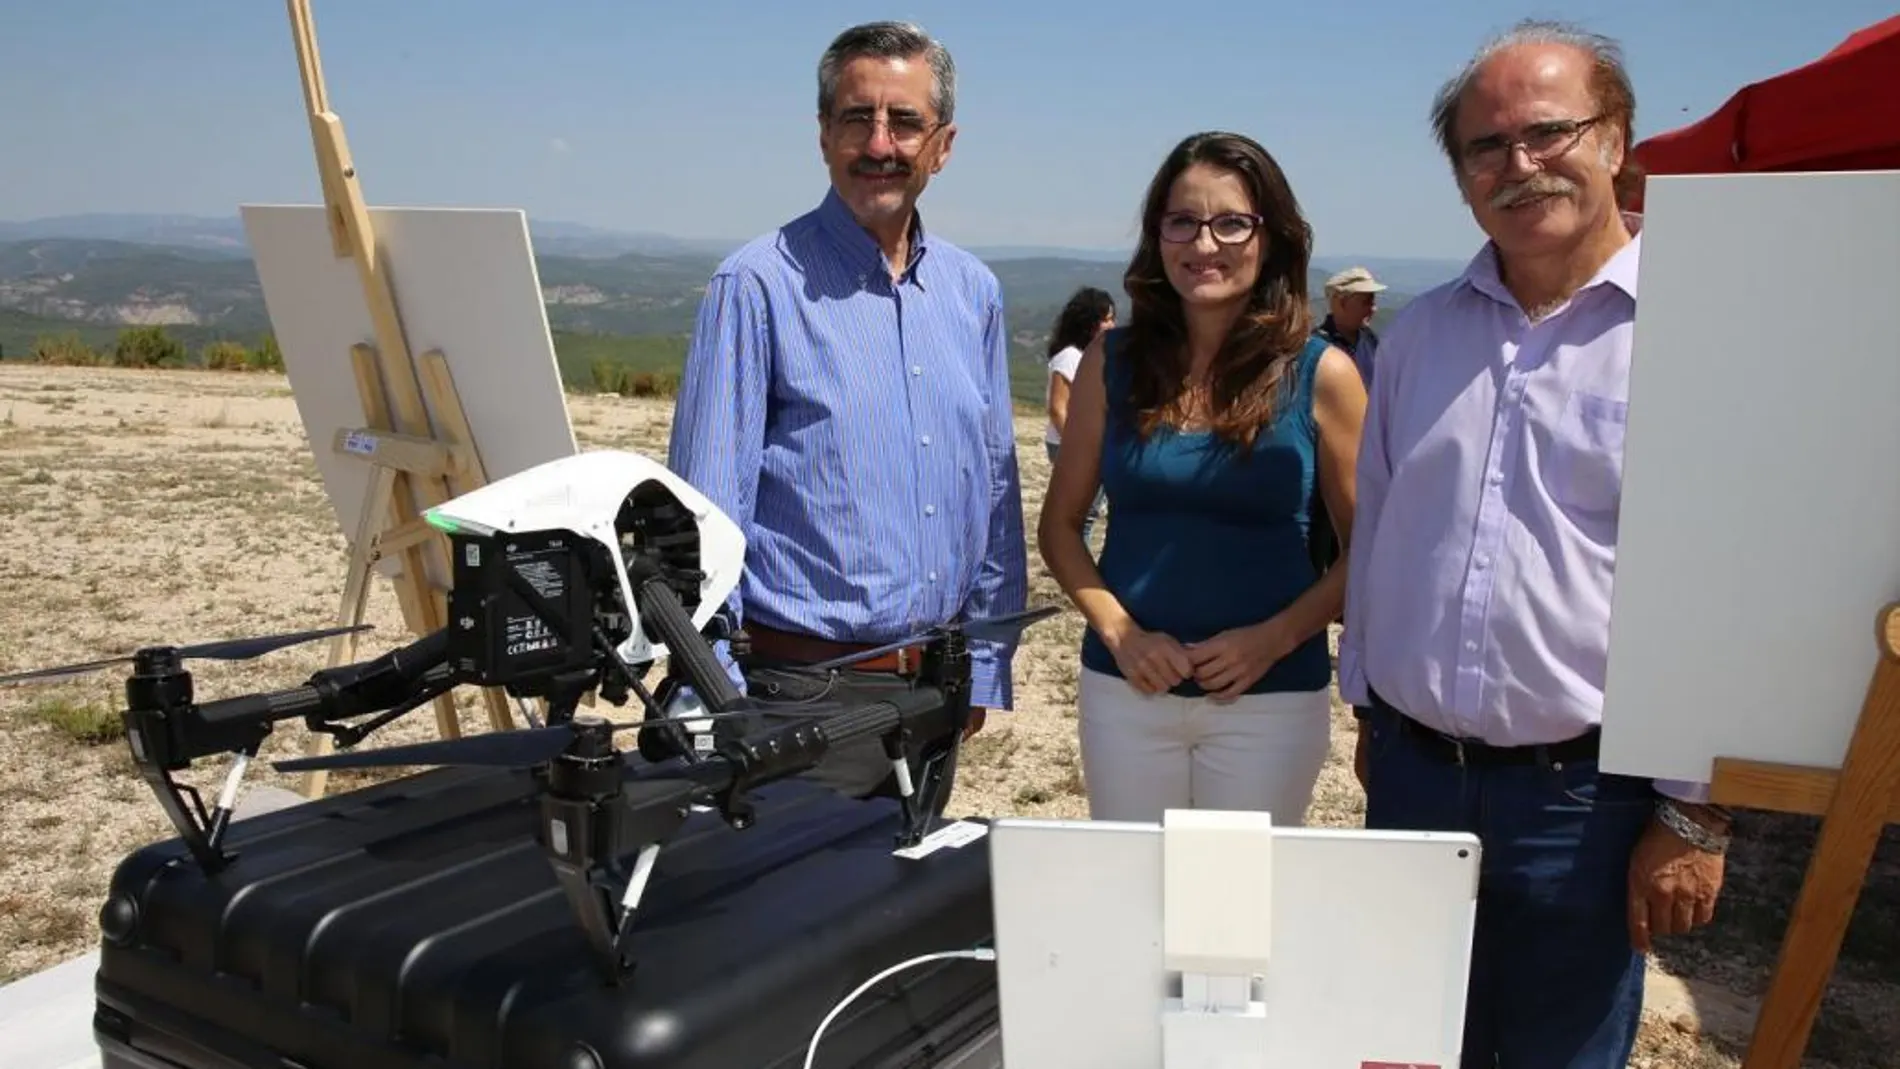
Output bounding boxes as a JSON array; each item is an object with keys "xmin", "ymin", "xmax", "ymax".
[{"xmin": 0, "ymin": 362, "xmax": 1895, "ymax": 1067}]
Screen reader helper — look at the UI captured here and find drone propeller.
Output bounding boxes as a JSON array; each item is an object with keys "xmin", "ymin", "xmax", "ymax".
[
  {"xmin": 0, "ymin": 624, "xmax": 375, "ymax": 687},
  {"xmin": 270, "ymin": 700, "xmax": 849, "ymax": 773},
  {"xmin": 803, "ymin": 604, "xmax": 1063, "ymax": 673}
]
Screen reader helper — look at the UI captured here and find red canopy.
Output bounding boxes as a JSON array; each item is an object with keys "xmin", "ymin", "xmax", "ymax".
[{"xmin": 1628, "ymin": 15, "xmax": 1900, "ymax": 207}]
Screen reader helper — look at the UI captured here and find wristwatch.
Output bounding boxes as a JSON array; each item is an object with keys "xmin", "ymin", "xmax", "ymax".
[{"xmin": 1655, "ymin": 799, "xmax": 1732, "ymax": 855}]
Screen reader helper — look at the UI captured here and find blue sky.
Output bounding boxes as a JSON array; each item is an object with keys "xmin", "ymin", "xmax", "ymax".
[{"xmin": 0, "ymin": 1, "xmax": 1892, "ymax": 261}]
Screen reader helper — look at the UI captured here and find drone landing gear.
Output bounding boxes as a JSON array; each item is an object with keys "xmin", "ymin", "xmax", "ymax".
[
  {"xmin": 122, "ymin": 649, "xmax": 273, "ymax": 874},
  {"xmin": 887, "ymin": 629, "xmax": 975, "ymax": 850},
  {"xmin": 895, "ymin": 747, "xmax": 961, "ymax": 848},
  {"xmin": 135, "ymin": 759, "xmax": 232, "ymax": 873},
  {"xmin": 534, "ymin": 717, "xmax": 695, "ymax": 984}
]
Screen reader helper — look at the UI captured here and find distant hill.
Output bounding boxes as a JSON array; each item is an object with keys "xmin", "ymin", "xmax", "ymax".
[
  {"xmin": 0, "ymin": 213, "xmax": 742, "ymax": 262},
  {"xmin": 0, "ymin": 214, "xmax": 255, "ymax": 254},
  {"xmin": 0, "ymin": 211, "xmax": 1460, "ymax": 286},
  {"xmin": 0, "ymin": 214, "xmax": 1450, "ymax": 402}
]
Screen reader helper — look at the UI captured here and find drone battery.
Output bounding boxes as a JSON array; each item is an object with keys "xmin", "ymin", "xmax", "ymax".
[
  {"xmin": 92, "ymin": 772, "xmax": 1000, "ymax": 1069},
  {"xmin": 446, "ymin": 526, "xmax": 596, "ymax": 687}
]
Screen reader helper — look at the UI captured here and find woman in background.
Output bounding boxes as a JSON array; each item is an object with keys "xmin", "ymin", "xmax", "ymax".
[
  {"xmin": 1044, "ymin": 287, "xmax": 1116, "ymax": 548},
  {"xmin": 1037, "ymin": 131, "xmax": 1366, "ymax": 825}
]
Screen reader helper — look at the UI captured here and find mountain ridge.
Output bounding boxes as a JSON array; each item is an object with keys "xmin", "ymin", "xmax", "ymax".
[
  {"xmin": 0, "ymin": 212, "xmax": 1463, "ymax": 292},
  {"xmin": 0, "ymin": 215, "xmax": 1448, "ymax": 397}
]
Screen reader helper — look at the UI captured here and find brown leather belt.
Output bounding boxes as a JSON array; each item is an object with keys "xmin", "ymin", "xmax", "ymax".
[{"xmin": 744, "ymin": 624, "xmax": 926, "ymax": 675}]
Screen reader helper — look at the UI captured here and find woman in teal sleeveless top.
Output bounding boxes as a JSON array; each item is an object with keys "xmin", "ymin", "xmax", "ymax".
[{"xmin": 1036, "ymin": 131, "xmax": 1368, "ymax": 825}]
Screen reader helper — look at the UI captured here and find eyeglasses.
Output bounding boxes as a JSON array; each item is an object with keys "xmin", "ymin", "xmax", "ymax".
[
  {"xmin": 1459, "ymin": 115, "xmax": 1602, "ymax": 176},
  {"xmin": 1158, "ymin": 211, "xmax": 1263, "ymax": 245},
  {"xmin": 829, "ymin": 108, "xmax": 944, "ymax": 150}
]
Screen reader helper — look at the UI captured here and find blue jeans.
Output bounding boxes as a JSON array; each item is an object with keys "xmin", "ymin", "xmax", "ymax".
[
  {"xmin": 1361, "ymin": 701, "xmax": 1654, "ymax": 1069},
  {"xmin": 1046, "ymin": 440, "xmax": 1105, "ymax": 547}
]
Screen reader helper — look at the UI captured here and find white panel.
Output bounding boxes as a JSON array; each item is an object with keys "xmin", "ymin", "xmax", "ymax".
[
  {"xmin": 0, "ymin": 952, "xmax": 101, "ymax": 1069},
  {"xmin": 1599, "ymin": 170, "xmax": 1900, "ymax": 785},
  {"xmin": 238, "ymin": 204, "xmax": 579, "ymax": 591},
  {"xmin": 1162, "ymin": 808, "xmax": 1274, "ymax": 975},
  {"xmin": 989, "ymin": 818, "xmax": 1479, "ymax": 1069}
]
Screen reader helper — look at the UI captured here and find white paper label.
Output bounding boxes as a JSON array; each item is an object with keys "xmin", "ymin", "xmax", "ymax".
[{"xmin": 893, "ymin": 819, "xmax": 989, "ymax": 859}]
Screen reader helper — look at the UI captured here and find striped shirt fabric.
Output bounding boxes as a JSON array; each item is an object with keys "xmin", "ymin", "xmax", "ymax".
[{"xmin": 665, "ymin": 189, "xmax": 1029, "ymax": 709}]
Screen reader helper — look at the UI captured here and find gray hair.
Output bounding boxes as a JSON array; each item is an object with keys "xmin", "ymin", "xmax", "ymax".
[
  {"xmin": 816, "ymin": 21, "xmax": 957, "ymax": 124},
  {"xmin": 1429, "ymin": 19, "xmax": 1637, "ymax": 183}
]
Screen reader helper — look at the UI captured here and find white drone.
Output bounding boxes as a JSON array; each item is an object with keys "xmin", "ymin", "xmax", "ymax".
[{"xmin": 421, "ymin": 449, "xmax": 747, "ymax": 670}]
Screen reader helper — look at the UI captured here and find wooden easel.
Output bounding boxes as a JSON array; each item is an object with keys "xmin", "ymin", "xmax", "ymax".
[
  {"xmin": 284, "ymin": 0, "xmax": 516, "ymax": 798},
  {"xmin": 1708, "ymin": 601, "xmax": 1900, "ymax": 1069}
]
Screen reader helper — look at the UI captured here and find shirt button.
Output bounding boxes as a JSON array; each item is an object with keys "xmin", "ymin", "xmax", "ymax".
[
  {"xmin": 1489, "ymin": 471, "xmax": 1503, "ymax": 485},
  {"xmin": 1465, "ymin": 640, "xmax": 1479, "ymax": 652},
  {"xmin": 920, "ymin": 435, "xmax": 931, "ymax": 446},
  {"xmin": 911, "ymin": 365, "xmax": 922, "ymax": 376},
  {"xmin": 925, "ymin": 505, "xmax": 936, "ymax": 516},
  {"xmin": 1475, "ymin": 554, "xmax": 1489, "ymax": 568},
  {"xmin": 928, "ymin": 571, "xmax": 938, "ymax": 582}
]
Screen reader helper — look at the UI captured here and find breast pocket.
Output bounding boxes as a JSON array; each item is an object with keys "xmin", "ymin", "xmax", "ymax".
[{"xmin": 1545, "ymin": 391, "xmax": 1627, "ymax": 518}]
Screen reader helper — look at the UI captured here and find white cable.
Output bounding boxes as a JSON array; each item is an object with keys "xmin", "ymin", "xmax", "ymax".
[
  {"xmin": 515, "ymin": 695, "xmax": 542, "ymax": 729},
  {"xmin": 215, "ymin": 753, "xmax": 251, "ymax": 811},
  {"xmin": 803, "ymin": 947, "xmax": 997, "ymax": 1069}
]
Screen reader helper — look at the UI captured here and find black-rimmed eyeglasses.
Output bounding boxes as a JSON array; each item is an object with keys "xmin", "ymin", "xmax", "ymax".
[{"xmin": 1158, "ymin": 211, "xmax": 1263, "ymax": 245}]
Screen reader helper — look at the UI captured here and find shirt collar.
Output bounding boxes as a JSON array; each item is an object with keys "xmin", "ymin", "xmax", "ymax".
[
  {"xmin": 1459, "ymin": 210, "xmax": 1644, "ymax": 311},
  {"xmin": 816, "ymin": 186, "xmax": 931, "ymax": 287}
]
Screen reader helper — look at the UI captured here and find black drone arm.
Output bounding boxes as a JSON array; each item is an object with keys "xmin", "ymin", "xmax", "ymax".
[
  {"xmin": 130, "ymin": 629, "xmax": 453, "ymax": 771},
  {"xmin": 122, "ymin": 627, "xmax": 456, "ymax": 872},
  {"xmin": 660, "ymin": 685, "xmax": 947, "ymax": 794}
]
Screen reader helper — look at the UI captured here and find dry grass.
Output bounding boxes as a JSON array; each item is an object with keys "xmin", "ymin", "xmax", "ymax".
[{"xmin": 0, "ymin": 362, "xmax": 1895, "ymax": 1067}]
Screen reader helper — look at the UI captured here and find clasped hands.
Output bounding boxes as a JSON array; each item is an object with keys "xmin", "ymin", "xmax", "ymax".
[{"xmin": 1104, "ymin": 618, "xmax": 1294, "ymax": 700}]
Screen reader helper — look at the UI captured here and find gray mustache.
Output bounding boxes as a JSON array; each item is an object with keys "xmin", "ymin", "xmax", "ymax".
[
  {"xmin": 1491, "ymin": 175, "xmax": 1577, "ymax": 209},
  {"xmin": 852, "ymin": 159, "xmax": 910, "ymax": 177}
]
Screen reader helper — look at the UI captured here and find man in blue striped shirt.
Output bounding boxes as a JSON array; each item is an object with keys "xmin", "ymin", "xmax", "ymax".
[{"xmin": 666, "ymin": 21, "xmax": 1028, "ymax": 803}]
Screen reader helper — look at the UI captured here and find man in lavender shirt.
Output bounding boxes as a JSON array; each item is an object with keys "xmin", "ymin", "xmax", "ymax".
[{"xmin": 1338, "ymin": 20, "xmax": 1730, "ymax": 1068}]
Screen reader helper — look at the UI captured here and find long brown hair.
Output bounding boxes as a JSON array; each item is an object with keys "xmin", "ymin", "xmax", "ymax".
[{"xmin": 1119, "ymin": 131, "xmax": 1315, "ymax": 447}]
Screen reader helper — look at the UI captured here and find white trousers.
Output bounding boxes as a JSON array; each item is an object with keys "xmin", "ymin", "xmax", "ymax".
[{"xmin": 1076, "ymin": 666, "xmax": 1332, "ymax": 826}]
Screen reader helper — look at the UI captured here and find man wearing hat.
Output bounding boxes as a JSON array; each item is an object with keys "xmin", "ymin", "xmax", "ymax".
[
  {"xmin": 1306, "ymin": 265, "xmax": 1387, "ymax": 612},
  {"xmin": 1316, "ymin": 266, "xmax": 1386, "ymax": 387}
]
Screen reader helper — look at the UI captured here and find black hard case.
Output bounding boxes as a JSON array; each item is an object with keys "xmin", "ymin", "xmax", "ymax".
[{"xmin": 92, "ymin": 769, "xmax": 999, "ymax": 1069}]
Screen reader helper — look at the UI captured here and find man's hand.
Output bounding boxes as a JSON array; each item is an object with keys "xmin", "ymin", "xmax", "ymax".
[
  {"xmin": 963, "ymin": 706, "xmax": 987, "ymax": 740},
  {"xmin": 1626, "ymin": 808, "xmax": 1727, "ymax": 953}
]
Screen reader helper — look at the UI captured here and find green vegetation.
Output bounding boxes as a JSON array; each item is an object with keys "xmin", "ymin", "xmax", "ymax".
[
  {"xmin": 4, "ymin": 318, "xmax": 687, "ymax": 398},
  {"xmin": 0, "ymin": 308, "xmax": 245, "ymax": 363},
  {"xmin": 5, "ymin": 318, "xmax": 1055, "ymax": 406},
  {"xmin": 26, "ymin": 696, "xmax": 123, "ymax": 746},
  {"xmin": 11, "ymin": 318, "xmax": 284, "ymax": 374}
]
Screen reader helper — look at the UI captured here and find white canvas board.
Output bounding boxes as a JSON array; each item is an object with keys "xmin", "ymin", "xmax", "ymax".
[
  {"xmin": 1599, "ymin": 170, "xmax": 1900, "ymax": 785},
  {"xmin": 989, "ymin": 817, "xmax": 1479, "ymax": 1068},
  {"xmin": 239, "ymin": 204, "xmax": 578, "ymax": 588}
]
